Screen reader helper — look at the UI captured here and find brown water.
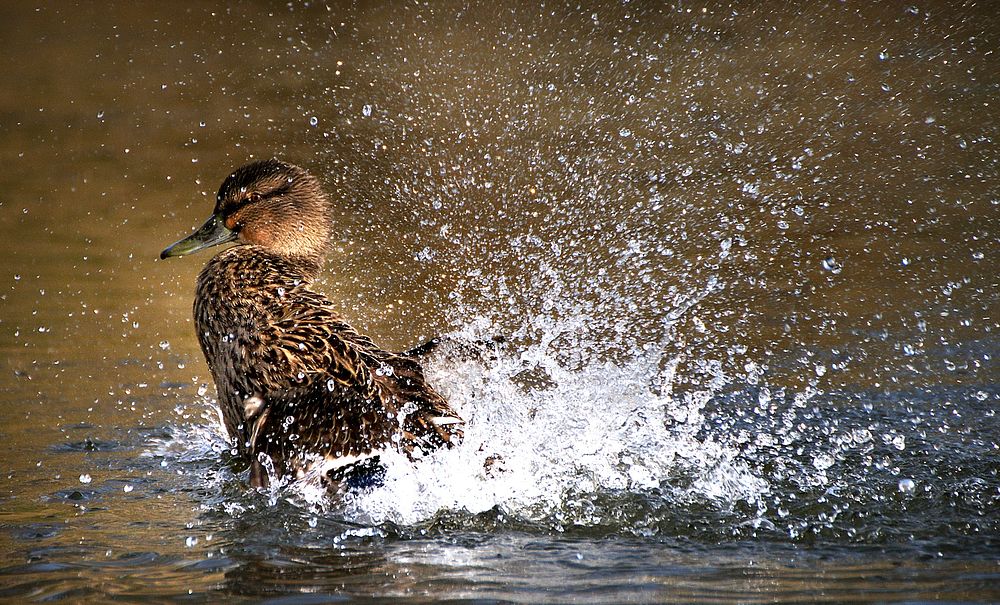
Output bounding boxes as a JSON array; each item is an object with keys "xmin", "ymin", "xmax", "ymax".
[{"xmin": 1, "ymin": 2, "xmax": 998, "ymax": 602}]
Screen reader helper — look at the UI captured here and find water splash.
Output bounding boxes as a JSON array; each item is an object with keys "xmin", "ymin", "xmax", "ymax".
[
  {"xmin": 341, "ymin": 321, "xmax": 762, "ymax": 528},
  {"xmin": 149, "ymin": 304, "xmax": 775, "ymax": 531},
  {"xmin": 148, "ymin": 300, "xmax": 999, "ymax": 546}
]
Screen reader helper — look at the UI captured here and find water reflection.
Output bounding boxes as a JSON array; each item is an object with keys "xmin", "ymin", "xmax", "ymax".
[{"xmin": 1, "ymin": 1, "xmax": 998, "ymax": 602}]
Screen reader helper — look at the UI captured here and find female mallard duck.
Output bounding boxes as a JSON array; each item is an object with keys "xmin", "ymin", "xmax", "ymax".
[{"xmin": 160, "ymin": 159, "xmax": 462, "ymax": 489}]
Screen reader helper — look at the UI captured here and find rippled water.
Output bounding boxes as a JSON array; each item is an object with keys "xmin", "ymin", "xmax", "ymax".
[{"xmin": 1, "ymin": 2, "xmax": 998, "ymax": 602}]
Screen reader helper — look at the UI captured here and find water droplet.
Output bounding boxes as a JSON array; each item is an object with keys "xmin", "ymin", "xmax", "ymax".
[
  {"xmin": 898, "ymin": 478, "xmax": 915, "ymax": 493},
  {"xmin": 822, "ymin": 256, "xmax": 842, "ymax": 274},
  {"xmin": 362, "ymin": 104, "xmax": 372, "ymax": 117},
  {"xmin": 197, "ymin": 383, "xmax": 208, "ymax": 397},
  {"xmin": 159, "ymin": 340, "xmax": 170, "ymax": 350},
  {"xmin": 812, "ymin": 453, "xmax": 834, "ymax": 470},
  {"xmin": 79, "ymin": 473, "xmax": 92, "ymax": 484},
  {"xmin": 123, "ymin": 484, "xmax": 133, "ymax": 493},
  {"xmin": 185, "ymin": 536, "xmax": 198, "ymax": 548},
  {"xmin": 309, "ymin": 116, "xmax": 318, "ymax": 127},
  {"xmin": 97, "ymin": 110, "xmax": 105, "ymax": 119}
]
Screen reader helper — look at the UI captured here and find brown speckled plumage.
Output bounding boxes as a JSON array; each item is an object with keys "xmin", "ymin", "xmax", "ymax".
[{"xmin": 162, "ymin": 159, "xmax": 462, "ymax": 489}]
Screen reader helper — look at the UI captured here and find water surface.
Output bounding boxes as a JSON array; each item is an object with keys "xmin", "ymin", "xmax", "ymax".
[{"xmin": 1, "ymin": 1, "xmax": 998, "ymax": 602}]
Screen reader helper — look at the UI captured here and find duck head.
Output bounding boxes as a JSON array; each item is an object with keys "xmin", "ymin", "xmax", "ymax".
[{"xmin": 160, "ymin": 159, "xmax": 332, "ymax": 264}]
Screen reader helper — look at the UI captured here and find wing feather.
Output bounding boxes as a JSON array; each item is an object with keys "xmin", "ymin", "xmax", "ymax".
[{"xmin": 243, "ymin": 279, "xmax": 462, "ymax": 477}]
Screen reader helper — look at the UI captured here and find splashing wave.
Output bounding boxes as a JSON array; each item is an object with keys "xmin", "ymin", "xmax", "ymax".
[{"xmin": 152, "ymin": 305, "xmax": 776, "ymax": 534}]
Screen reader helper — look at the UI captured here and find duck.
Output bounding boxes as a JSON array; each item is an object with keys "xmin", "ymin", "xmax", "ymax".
[{"xmin": 160, "ymin": 159, "xmax": 463, "ymax": 490}]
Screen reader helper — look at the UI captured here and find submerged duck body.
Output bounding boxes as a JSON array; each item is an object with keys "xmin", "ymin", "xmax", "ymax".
[{"xmin": 161, "ymin": 160, "xmax": 462, "ymax": 489}]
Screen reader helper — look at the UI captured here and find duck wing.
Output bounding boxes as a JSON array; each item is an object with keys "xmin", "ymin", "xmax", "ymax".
[
  {"xmin": 245, "ymin": 284, "xmax": 462, "ymax": 483},
  {"xmin": 258, "ymin": 286, "xmax": 380, "ymax": 397}
]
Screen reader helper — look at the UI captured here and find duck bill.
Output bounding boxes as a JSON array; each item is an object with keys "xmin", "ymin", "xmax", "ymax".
[{"xmin": 160, "ymin": 214, "xmax": 237, "ymax": 259}]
